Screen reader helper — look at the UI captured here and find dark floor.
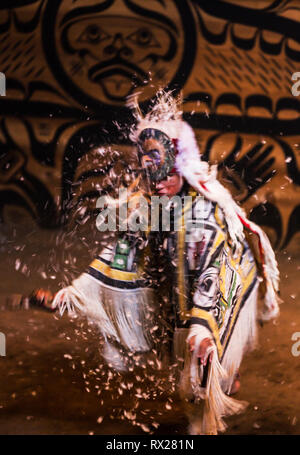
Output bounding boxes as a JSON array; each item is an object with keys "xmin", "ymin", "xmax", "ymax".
[{"xmin": 0, "ymin": 216, "xmax": 300, "ymax": 435}]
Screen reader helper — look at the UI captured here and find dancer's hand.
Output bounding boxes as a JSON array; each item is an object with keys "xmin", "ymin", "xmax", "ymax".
[
  {"xmin": 31, "ymin": 289, "xmax": 55, "ymax": 311},
  {"xmin": 33, "ymin": 289, "xmax": 53, "ymax": 303},
  {"xmin": 189, "ymin": 336, "xmax": 213, "ymax": 366}
]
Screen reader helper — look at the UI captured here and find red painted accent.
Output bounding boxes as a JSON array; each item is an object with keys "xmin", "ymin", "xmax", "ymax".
[{"xmin": 199, "ymin": 181, "xmax": 209, "ymax": 191}]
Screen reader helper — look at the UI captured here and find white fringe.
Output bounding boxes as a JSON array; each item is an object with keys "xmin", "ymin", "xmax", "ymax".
[
  {"xmin": 180, "ymin": 283, "xmax": 258, "ymax": 435},
  {"xmin": 180, "ymin": 336, "xmax": 248, "ymax": 435},
  {"xmin": 244, "ymin": 219, "xmax": 281, "ymax": 321},
  {"xmin": 190, "ymin": 346, "xmax": 248, "ymax": 435},
  {"xmin": 221, "ymin": 283, "xmax": 259, "ymax": 393},
  {"xmin": 101, "ymin": 342, "xmax": 131, "ymax": 372},
  {"xmin": 52, "ymin": 272, "xmax": 155, "ymax": 353}
]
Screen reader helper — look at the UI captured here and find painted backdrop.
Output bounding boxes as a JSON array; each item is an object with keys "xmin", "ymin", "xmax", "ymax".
[{"xmin": 1, "ymin": 0, "xmax": 300, "ymax": 248}]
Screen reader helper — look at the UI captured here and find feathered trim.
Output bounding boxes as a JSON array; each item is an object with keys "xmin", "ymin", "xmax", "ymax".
[{"xmin": 127, "ymin": 89, "xmax": 183, "ymax": 144}]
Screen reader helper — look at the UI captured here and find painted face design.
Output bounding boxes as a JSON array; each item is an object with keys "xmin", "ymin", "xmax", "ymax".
[{"xmin": 137, "ymin": 128, "xmax": 176, "ymax": 182}]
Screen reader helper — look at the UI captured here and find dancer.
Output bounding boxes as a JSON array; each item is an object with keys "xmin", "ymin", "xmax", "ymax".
[{"xmin": 39, "ymin": 92, "xmax": 280, "ymax": 434}]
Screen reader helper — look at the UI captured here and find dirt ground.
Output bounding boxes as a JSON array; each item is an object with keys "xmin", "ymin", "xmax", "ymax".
[{"xmin": 0, "ymin": 218, "xmax": 300, "ymax": 435}]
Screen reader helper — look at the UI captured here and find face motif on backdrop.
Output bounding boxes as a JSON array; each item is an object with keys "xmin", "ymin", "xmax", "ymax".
[
  {"xmin": 137, "ymin": 128, "xmax": 176, "ymax": 182},
  {"xmin": 62, "ymin": 16, "xmax": 176, "ymax": 102},
  {"xmin": 44, "ymin": 0, "xmax": 195, "ymax": 109}
]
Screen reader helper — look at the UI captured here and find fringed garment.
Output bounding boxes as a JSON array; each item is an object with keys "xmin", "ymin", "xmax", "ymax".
[{"xmin": 52, "ymin": 184, "xmax": 269, "ymax": 434}]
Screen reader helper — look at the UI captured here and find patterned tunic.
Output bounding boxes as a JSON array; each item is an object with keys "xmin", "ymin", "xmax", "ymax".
[
  {"xmin": 161, "ymin": 190, "xmax": 258, "ymax": 362},
  {"xmin": 87, "ymin": 186, "xmax": 258, "ymax": 362}
]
